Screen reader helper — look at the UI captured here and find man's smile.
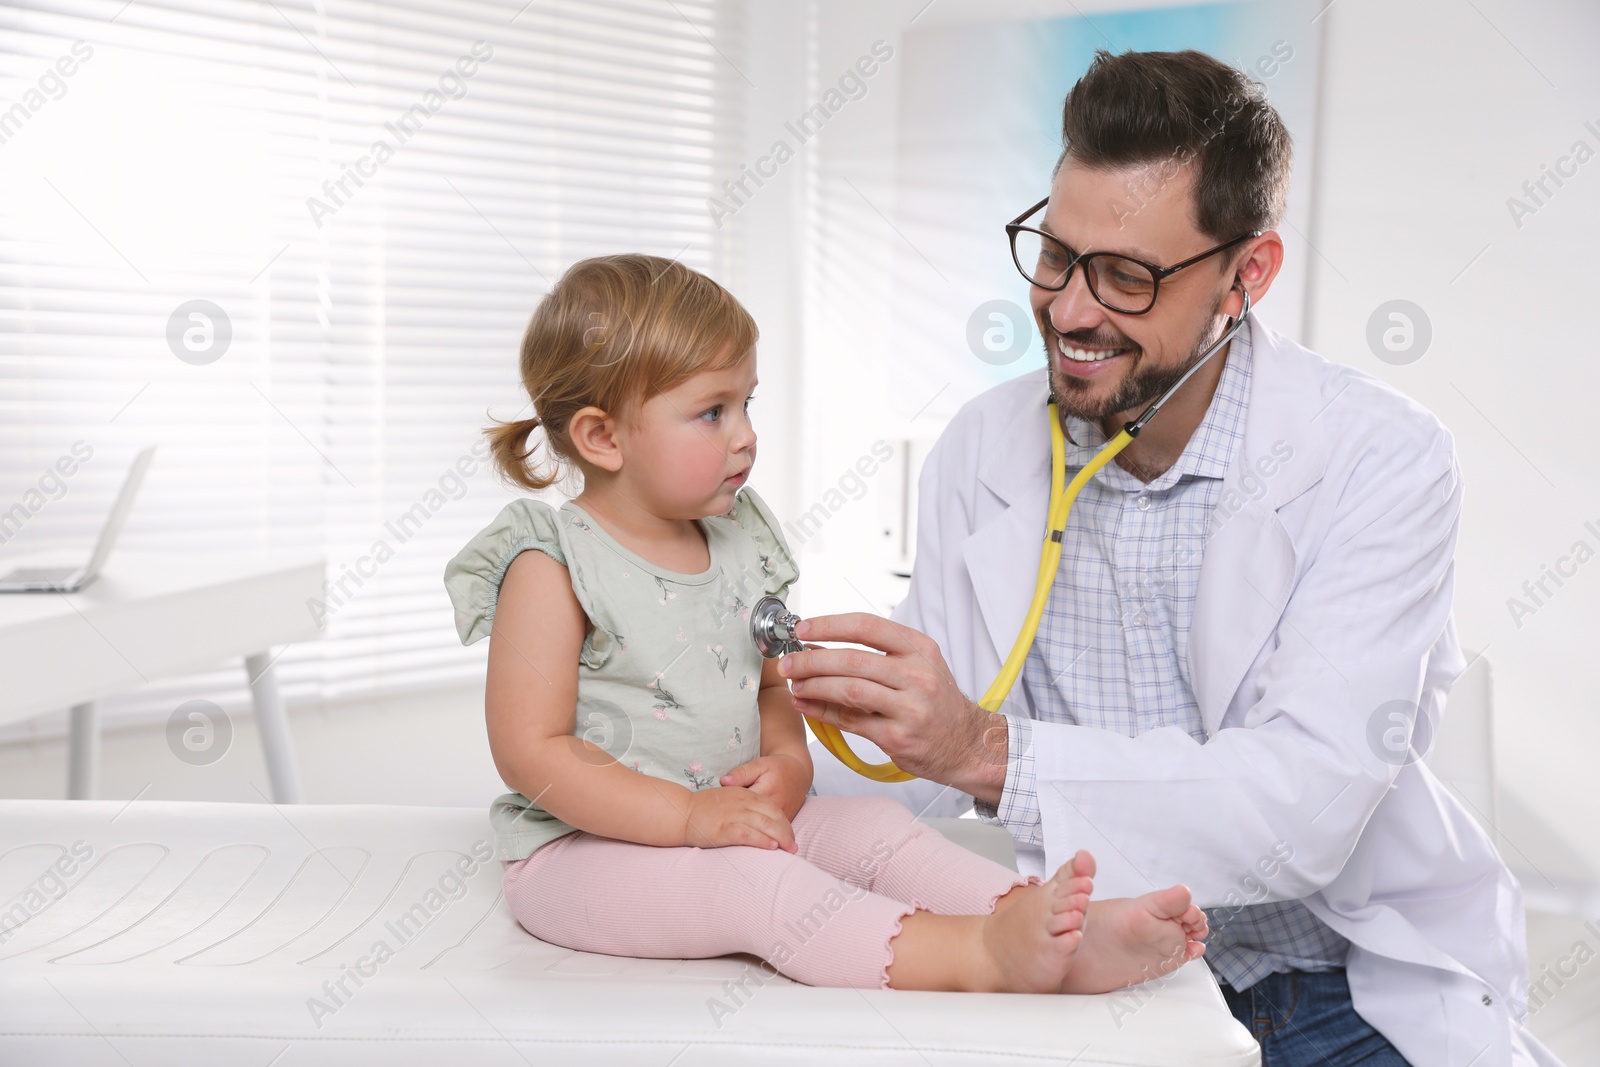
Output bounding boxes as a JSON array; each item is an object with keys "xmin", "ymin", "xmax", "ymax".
[{"xmin": 1053, "ymin": 333, "xmax": 1136, "ymax": 379}]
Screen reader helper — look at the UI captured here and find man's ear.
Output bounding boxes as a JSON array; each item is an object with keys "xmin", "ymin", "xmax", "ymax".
[
  {"xmin": 1226, "ymin": 231, "xmax": 1285, "ymax": 316},
  {"xmin": 567, "ymin": 405, "xmax": 624, "ymax": 472}
]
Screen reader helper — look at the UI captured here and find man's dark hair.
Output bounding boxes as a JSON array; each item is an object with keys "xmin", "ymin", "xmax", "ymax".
[{"xmin": 1055, "ymin": 49, "xmax": 1292, "ymax": 247}]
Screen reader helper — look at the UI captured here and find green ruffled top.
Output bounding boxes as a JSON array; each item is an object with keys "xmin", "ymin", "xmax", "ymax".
[{"xmin": 443, "ymin": 486, "xmax": 799, "ymax": 861}]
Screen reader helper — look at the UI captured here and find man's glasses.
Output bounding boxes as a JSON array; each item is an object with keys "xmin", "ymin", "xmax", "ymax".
[{"xmin": 1005, "ymin": 196, "xmax": 1260, "ymax": 315}]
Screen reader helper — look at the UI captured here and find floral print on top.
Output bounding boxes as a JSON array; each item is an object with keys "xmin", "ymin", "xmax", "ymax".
[{"xmin": 442, "ymin": 486, "xmax": 799, "ymax": 862}]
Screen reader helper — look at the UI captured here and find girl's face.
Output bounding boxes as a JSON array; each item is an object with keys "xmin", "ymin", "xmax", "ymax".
[{"xmin": 615, "ymin": 347, "xmax": 758, "ymax": 520}]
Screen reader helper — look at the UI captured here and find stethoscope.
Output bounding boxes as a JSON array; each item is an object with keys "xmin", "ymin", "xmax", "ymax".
[{"xmin": 753, "ymin": 280, "xmax": 1252, "ymax": 782}]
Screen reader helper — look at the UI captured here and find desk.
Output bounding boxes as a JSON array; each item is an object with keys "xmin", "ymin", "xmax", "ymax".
[{"xmin": 0, "ymin": 551, "xmax": 325, "ymax": 802}]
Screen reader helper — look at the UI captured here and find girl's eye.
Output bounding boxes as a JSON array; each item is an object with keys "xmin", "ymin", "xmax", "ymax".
[
  {"xmin": 744, "ymin": 395, "xmax": 756, "ymax": 412},
  {"xmin": 699, "ymin": 404, "xmax": 722, "ymax": 422}
]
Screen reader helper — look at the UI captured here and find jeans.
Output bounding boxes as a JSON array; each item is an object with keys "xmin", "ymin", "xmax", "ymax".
[{"xmin": 1221, "ymin": 969, "xmax": 1412, "ymax": 1066}]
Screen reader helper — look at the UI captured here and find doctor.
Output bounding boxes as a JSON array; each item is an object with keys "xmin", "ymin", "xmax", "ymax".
[{"xmin": 778, "ymin": 49, "xmax": 1561, "ymax": 1067}]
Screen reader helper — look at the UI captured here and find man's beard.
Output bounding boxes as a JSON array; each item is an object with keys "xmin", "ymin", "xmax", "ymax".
[{"xmin": 1046, "ymin": 289, "xmax": 1229, "ymax": 424}]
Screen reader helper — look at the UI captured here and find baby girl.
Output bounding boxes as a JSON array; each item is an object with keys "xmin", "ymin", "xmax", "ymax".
[{"xmin": 443, "ymin": 252, "xmax": 1206, "ymax": 993}]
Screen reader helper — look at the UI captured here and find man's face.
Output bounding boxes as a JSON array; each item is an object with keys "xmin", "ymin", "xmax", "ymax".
[{"xmin": 1030, "ymin": 157, "xmax": 1236, "ymax": 425}]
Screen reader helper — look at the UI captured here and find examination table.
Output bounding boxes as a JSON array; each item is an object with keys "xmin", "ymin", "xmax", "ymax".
[{"xmin": 0, "ymin": 799, "xmax": 1259, "ymax": 1065}]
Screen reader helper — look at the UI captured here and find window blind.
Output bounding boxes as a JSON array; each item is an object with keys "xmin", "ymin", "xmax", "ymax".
[{"xmin": 0, "ymin": 0, "xmax": 748, "ymax": 740}]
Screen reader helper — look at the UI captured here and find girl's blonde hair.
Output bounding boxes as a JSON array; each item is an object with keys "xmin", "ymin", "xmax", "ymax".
[{"xmin": 487, "ymin": 254, "xmax": 758, "ymax": 492}]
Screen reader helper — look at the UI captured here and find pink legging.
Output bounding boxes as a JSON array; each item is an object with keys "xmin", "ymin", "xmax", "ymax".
[{"xmin": 501, "ymin": 794, "xmax": 1043, "ymax": 989}]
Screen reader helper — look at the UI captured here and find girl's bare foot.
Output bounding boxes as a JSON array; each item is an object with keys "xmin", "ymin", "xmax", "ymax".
[
  {"xmin": 969, "ymin": 849, "xmax": 1094, "ymax": 993},
  {"xmin": 1058, "ymin": 860, "xmax": 1209, "ymax": 994}
]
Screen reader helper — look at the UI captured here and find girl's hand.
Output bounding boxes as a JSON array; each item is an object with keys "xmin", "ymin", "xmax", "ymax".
[
  {"xmin": 720, "ymin": 755, "xmax": 810, "ymax": 822},
  {"xmin": 684, "ymin": 785, "xmax": 797, "ymax": 852}
]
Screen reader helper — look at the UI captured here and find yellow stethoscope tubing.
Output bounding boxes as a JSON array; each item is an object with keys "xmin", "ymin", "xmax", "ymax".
[
  {"xmin": 802, "ymin": 405, "xmax": 1133, "ymax": 783},
  {"xmin": 802, "ymin": 284, "xmax": 1251, "ymax": 782}
]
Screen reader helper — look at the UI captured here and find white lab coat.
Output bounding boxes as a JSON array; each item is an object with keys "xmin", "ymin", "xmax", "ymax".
[{"xmin": 810, "ymin": 312, "xmax": 1561, "ymax": 1067}]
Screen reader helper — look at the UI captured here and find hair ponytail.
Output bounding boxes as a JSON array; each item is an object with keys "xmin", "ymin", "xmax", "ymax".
[{"xmin": 484, "ymin": 412, "xmax": 557, "ymax": 492}]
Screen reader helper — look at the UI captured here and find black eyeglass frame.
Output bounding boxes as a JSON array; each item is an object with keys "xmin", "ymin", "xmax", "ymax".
[{"xmin": 1005, "ymin": 196, "xmax": 1261, "ymax": 315}]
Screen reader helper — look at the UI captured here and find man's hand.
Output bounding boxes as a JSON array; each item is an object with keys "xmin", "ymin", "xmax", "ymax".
[
  {"xmin": 777, "ymin": 612, "xmax": 1011, "ymax": 804},
  {"xmin": 720, "ymin": 753, "xmax": 810, "ymax": 822}
]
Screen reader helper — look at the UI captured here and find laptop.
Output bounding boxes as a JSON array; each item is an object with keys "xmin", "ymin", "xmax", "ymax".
[{"xmin": 0, "ymin": 445, "xmax": 157, "ymax": 593}]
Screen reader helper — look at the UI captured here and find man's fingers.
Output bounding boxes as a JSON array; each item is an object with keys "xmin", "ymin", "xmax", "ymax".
[
  {"xmin": 792, "ymin": 675, "xmax": 904, "ymax": 720},
  {"xmin": 793, "ymin": 611, "xmax": 928, "ymax": 658},
  {"xmin": 796, "ymin": 698, "xmax": 849, "ymax": 732},
  {"xmin": 799, "ymin": 697, "xmax": 894, "ymax": 749},
  {"xmin": 781, "ymin": 644, "xmax": 902, "ymax": 688}
]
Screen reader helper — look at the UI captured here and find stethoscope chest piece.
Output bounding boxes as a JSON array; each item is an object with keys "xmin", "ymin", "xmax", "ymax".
[{"xmin": 750, "ymin": 595, "xmax": 803, "ymax": 658}]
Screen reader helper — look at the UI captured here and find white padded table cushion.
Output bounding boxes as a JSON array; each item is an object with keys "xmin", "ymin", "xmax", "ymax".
[{"xmin": 0, "ymin": 800, "xmax": 1257, "ymax": 1066}]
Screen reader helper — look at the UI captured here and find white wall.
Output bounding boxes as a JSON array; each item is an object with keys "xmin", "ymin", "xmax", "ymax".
[
  {"xmin": 1309, "ymin": 0, "xmax": 1600, "ymax": 897},
  {"xmin": 731, "ymin": 0, "xmax": 925, "ymax": 619}
]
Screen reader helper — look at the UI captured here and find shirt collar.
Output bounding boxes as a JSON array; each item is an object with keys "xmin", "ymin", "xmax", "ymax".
[{"xmin": 1056, "ymin": 315, "xmax": 1253, "ymax": 490}]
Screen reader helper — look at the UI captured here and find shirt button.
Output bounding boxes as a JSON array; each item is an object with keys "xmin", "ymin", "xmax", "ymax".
[
  {"xmin": 1136, "ymin": 494, "xmax": 1152, "ymax": 511},
  {"xmin": 1482, "ymin": 993, "xmax": 1493, "ymax": 1006}
]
